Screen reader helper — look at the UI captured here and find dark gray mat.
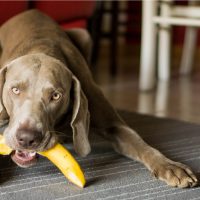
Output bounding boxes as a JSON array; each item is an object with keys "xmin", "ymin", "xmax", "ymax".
[{"xmin": 0, "ymin": 111, "xmax": 200, "ymax": 200}]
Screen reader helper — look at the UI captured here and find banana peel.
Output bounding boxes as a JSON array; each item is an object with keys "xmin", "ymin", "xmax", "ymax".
[
  {"xmin": 39, "ymin": 143, "xmax": 86, "ymax": 188},
  {"xmin": 0, "ymin": 135, "xmax": 13, "ymax": 155},
  {"xmin": 0, "ymin": 134, "xmax": 86, "ymax": 188}
]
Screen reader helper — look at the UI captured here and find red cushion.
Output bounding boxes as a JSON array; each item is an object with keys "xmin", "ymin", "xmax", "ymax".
[
  {"xmin": 0, "ymin": 1, "xmax": 28, "ymax": 24},
  {"xmin": 33, "ymin": 1, "xmax": 96, "ymax": 23},
  {"xmin": 60, "ymin": 19, "xmax": 87, "ymax": 30}
]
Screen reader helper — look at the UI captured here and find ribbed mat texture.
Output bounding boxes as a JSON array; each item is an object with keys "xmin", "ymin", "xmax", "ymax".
[{"xmin": 0, "ymin": 111, "xmax": 200, "ymax": 200}]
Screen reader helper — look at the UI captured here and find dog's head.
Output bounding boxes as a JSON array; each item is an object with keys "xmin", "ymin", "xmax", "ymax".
[{"xmin": 0, "ymin": 29, "xmax": 92, "ymax": 167}]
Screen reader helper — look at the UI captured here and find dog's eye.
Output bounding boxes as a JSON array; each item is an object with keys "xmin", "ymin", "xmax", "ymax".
[
  {"xmin": 51, "ymin": 92, "xmax": 62, "ymax": 101},
  {"xmin": 12, "ymin": 87, "xmax": 20, "ymax": 95}
]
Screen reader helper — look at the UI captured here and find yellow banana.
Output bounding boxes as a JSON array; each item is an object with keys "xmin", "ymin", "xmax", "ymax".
[
  {"xmin": 0, "ymin": 135, "xmax": 12, "ymax": 155},
  {"xmin": 0, "ymin": 134, "xmax": 86, "ymax": 188},
  {"xmin": 39, "ymin": 144, "xmax": 86, "ymax": 188}
]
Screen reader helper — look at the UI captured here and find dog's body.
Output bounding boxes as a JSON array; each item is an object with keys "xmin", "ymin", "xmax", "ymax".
[{"xmin": 0, "ymin": 10, "xmax": 197, "ymax": 187}]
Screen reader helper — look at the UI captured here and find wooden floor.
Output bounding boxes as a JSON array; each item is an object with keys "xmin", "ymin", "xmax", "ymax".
[{"xmin": 93, "ymin": 41, "xmax": 200, "ymax": 124}]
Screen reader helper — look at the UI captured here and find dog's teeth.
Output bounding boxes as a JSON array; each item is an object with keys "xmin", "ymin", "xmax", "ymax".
[{"xmin": 29, "ymin": 152, "xmax": 36, "ymax": 156}]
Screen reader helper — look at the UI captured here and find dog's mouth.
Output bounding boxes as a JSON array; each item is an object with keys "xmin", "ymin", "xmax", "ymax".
[{"xmin": 11, "ymin": 150, "xmax": 38, "ymax": 168}]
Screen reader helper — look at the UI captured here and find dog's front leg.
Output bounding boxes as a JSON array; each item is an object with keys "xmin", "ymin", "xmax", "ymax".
[{"xmin": 102, "ymin": 125, "xmax": 198, "ymax": 188}]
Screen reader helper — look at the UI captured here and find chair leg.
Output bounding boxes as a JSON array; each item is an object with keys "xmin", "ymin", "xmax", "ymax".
[
  {"xmin": 90, "ymin": 2, "xmax": 104, "ymax": 67},
  {"xmin": 158, "ymin": 26, "xmax": 171, "ymax": 81},
  {"xmin": 110, "ymin": 1, "xmax": 119, "ymax": 76},
  {"xmin": 180, "ymin": 0, "xmax": 199, "ymax": 75},
  {"xmin": 139, "ymin": 0, "xmax": 158, "ymax": 91},
  {"xmin": 180, "ymin": 27, "xmax": 197, "ymax": 75},
  {"xmin": 158, "ymin": 0, "xmax": 172, "ymax": 81}
]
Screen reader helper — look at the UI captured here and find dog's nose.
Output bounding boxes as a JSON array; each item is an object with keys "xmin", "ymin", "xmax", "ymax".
[{"xmin": 16, "ymin": 129, "xmax": 43, "ymax": 149}]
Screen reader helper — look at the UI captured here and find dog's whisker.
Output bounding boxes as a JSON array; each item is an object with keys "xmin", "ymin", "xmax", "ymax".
[{"xmin": 48, "ymin": 130, "xmax": 72, "ymax": 138}]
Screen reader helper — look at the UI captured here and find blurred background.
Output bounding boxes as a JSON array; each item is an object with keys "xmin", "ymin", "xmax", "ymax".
[{"xmin": 0, "ymin": 0, "xmax": 200, "ymax": 124}]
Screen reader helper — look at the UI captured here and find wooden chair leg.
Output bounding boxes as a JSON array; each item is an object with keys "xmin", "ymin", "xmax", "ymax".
[
  {"xmin": 139, "ymin": 0, "xmax": 158, "ymax": 91},
  {"xmin": 110, "ymin": 1, "xmax": 119, "ymax": 76},
  {"xmin": 180, "ymin": 27, "xmax": 197, "ymax": 75},
  {"xmin": 158, "ymin": 0, "xmax": 172, "ymax": 81},
  {"xmin": 180, "ymin": 0, "xmax": 199, "ymax": 75},
  {"xmin": 90, "ymin": 2, "xmax": 104, "ymax": 67}
]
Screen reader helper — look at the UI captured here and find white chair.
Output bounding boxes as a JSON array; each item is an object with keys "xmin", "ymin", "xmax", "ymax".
[{"xmin": 140, "ymin": 0, "xmax": 200, "ymax": 91}]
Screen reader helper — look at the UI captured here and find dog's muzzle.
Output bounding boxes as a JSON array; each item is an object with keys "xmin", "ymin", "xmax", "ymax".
[{"xmin": 10, "ymin": 128, "xmax": 43, "ymax": 167}]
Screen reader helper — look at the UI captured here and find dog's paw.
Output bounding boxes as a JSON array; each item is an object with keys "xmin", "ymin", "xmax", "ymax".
[{"xmin": 152, "ymin": 160, "xmax": 198, "ymax": 188}]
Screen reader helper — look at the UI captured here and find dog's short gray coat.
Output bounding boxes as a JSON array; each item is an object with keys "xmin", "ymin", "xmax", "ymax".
[{"xmin": 0, "ymin": 9, "xmax": 198, "ymax": 187}]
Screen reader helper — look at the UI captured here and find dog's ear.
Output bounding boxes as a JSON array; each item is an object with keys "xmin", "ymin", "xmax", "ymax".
[
  {"xmin": 66, "ymin": 28, "xmax": 92, "ymax": 64},
  {"xmin": 0, "ymin": 66, "xmax": 9, "ymax": 127},
  {"xmin": 70, "ymin": 75, "xmax": 91, "ymax": 157}
]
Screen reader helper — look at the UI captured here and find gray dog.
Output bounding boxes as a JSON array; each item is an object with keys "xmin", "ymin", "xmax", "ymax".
[{"xmin": 0, "ymin": 9, "xmax": 198, "ymax": 188}]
